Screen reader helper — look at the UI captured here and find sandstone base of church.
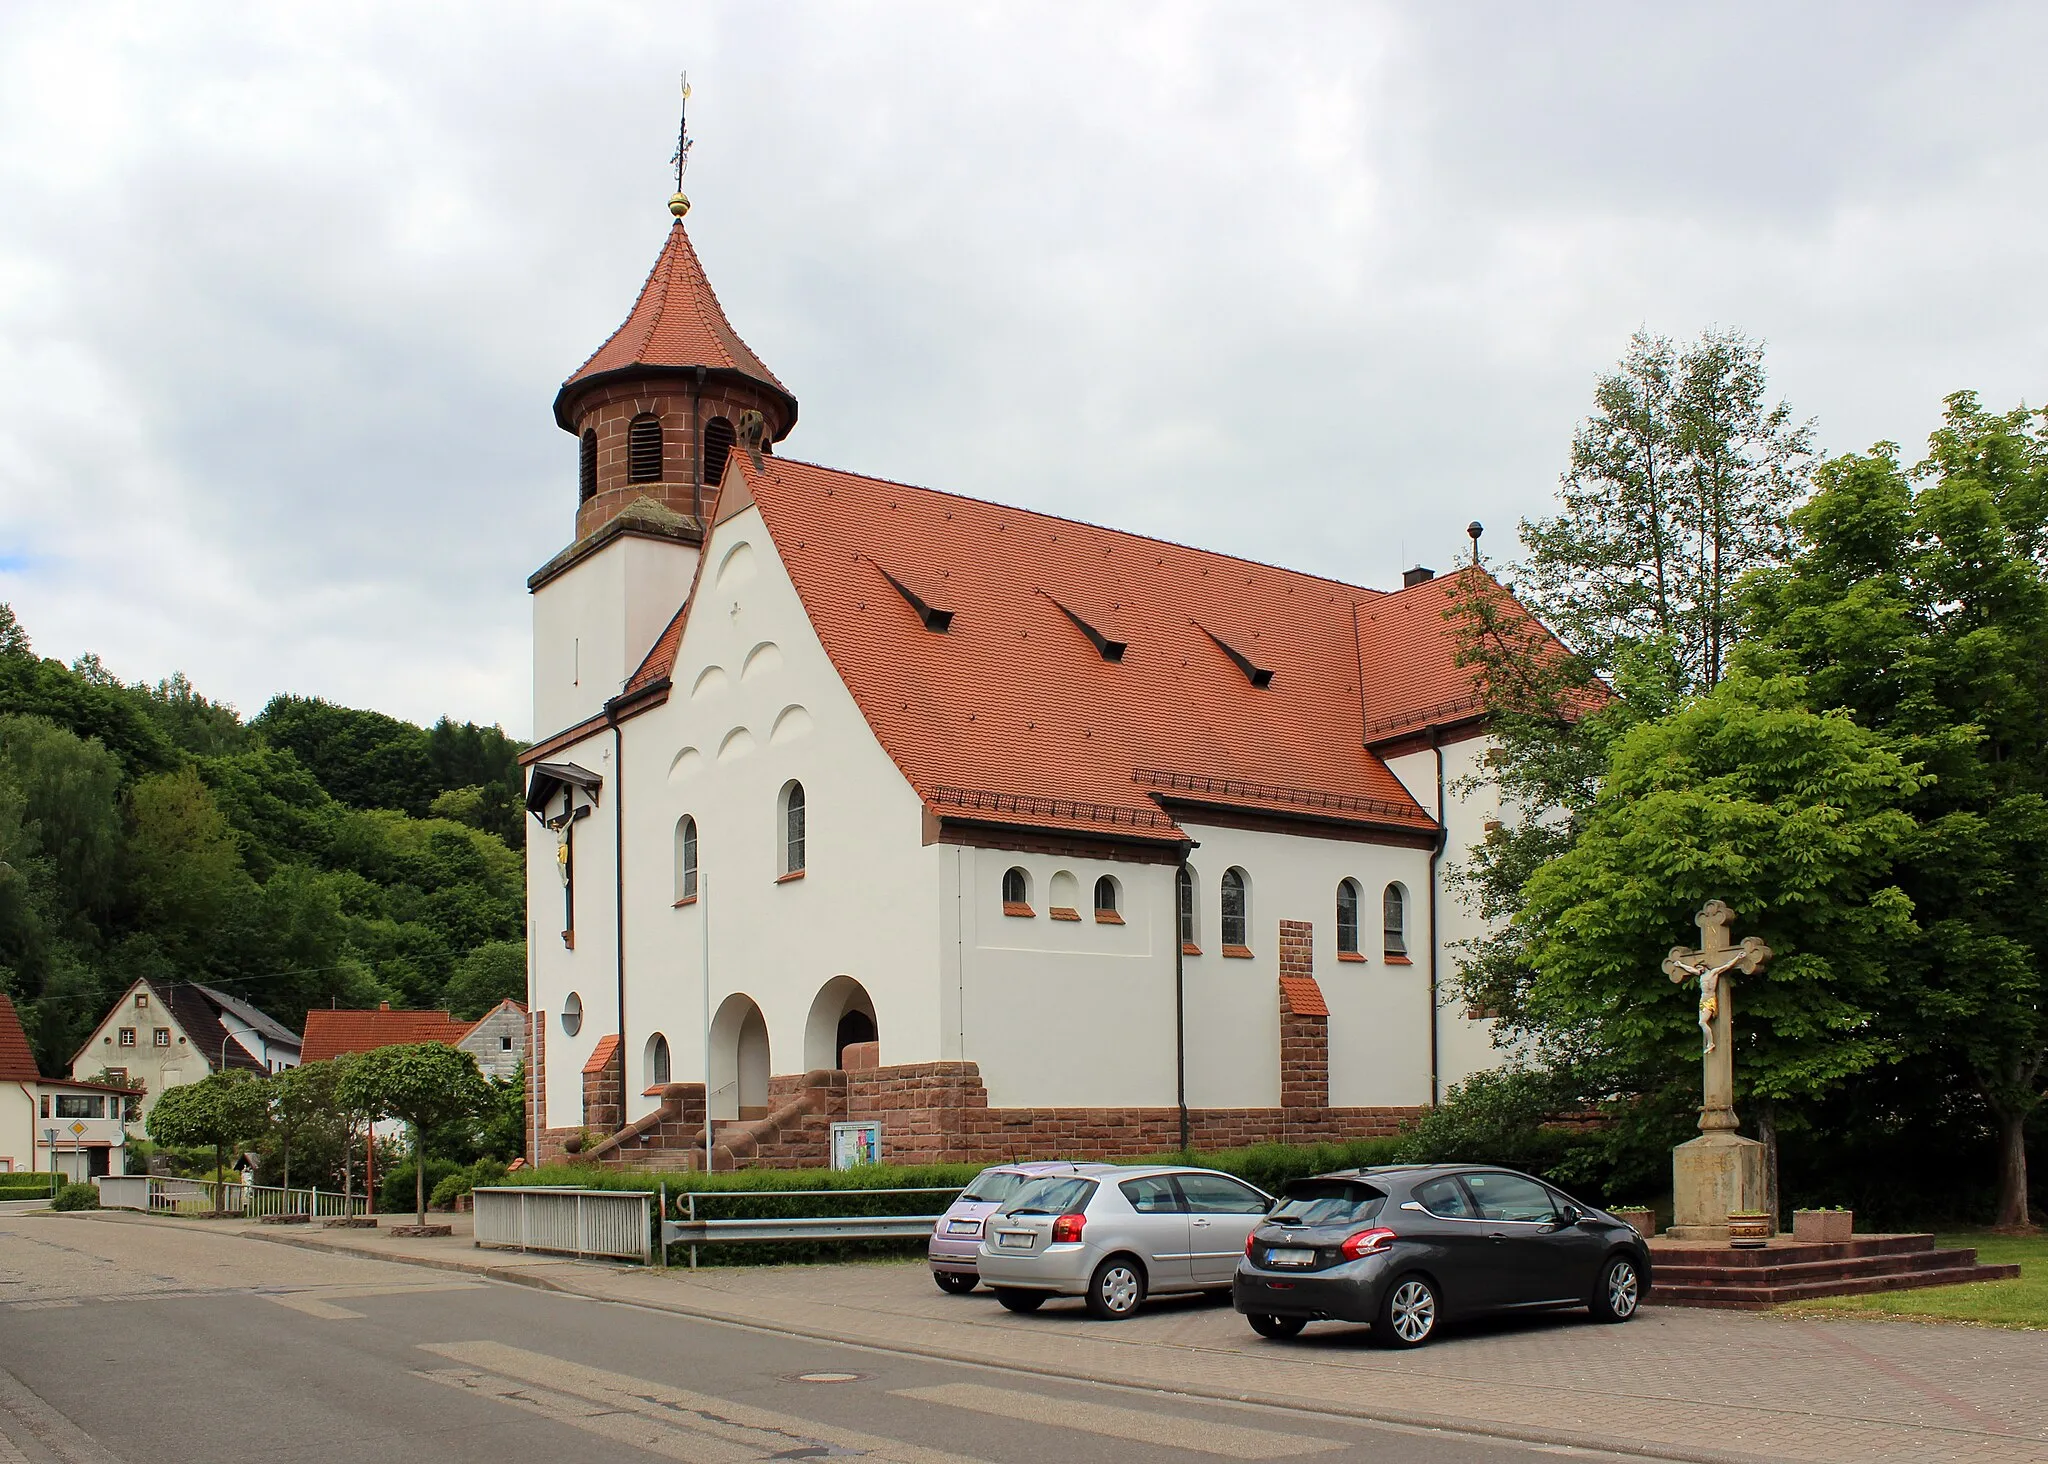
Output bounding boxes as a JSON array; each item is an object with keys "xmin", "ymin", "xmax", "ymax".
[
  {"xmin": 1668, "ymin": 1131, "xmax": 1771, "ymax": 1243},
  {"xmin": 529, "ymin": 1055, "xmax": 1422, "ymax": 1170}
]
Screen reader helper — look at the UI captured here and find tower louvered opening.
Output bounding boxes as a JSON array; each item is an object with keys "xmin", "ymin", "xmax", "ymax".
[
  {"xmin": 702, "ymin": 416, "xmax": 736, "ymax": 488},
  {"xmin": 578, "ymin": 430, "xmax": 597, "ymax": 502},
  {"xmin": 628, "ymin": 415, "xmax": 664, "ymax": 483}
]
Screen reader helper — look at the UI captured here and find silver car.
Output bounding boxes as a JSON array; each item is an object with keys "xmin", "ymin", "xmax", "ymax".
[{"xmin": 975, "ymin": 1166, "xmax": 1276, "ymax": 1319}]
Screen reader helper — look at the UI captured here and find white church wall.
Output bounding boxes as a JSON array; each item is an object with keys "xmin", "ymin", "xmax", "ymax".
[
  {"xmin": 531, "ymin": 534, "xmax": 698, "ymax": 738},
  {"xmin": 610, "ymin": 504, "xmax": 943, "ymax": 1120},
  {"xmin": 955, "ymin": 846, "xmax": 1178, "ymax": 1108},
  {"xmin": 527, "ymin": 723, "xmax": 617, "ymax": 1131},
  {"xmin": 1384, "ymin": 735, "xmax": 1507, "ymax": 1095},
  {"xmin": 1177, "ymin": 820, "xmax": 1437, "ymax": 1109}
]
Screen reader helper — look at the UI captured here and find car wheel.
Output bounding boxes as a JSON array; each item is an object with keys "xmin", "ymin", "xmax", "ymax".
[
  {"xmin": 1590, "ymin": 1255, "xmax": 1642, "ymax": 1323},
  {"xmin": 933, "ymin": 1271, "xmax": 978, "ymax": 1296},
  {"xmin": 1374, "ymin": 1274, "xmax": 1439, "ymax": 1348},
  {"xmin": 1084, "ymin": 1256, "xmax": 1147, "ymax": 1320},
  {"xmin": 1247, "ymin": 1313, "xmax": 1306, "ymax": 1340},
  {"xmin": 993, "ymin": 1288, "xmax": 1046, "ymax": 1314}
]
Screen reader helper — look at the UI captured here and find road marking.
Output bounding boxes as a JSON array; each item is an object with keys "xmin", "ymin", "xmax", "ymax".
[
  {"xmin": 265, "ymin": 1294, "xmax": 365, "ymax": 1319},
  {"xmin": 262, "ymin": 1281, "xmax": 480, "ymax": 1320},
  {"xmin": 415, "ymin": 1370, "xmax": 755, "ymax": 1462},
  {"xmin": 0, "ymin": 1367, "xmax": 121, "ymax": 1464},
  {"xmin": 892, "ymin": 1382, "xmax": 1346, "ymax": 1459},
  {"xmin": 6, "ymin": 1300, "xmax": 79, "ymax": 1311},
  {"xmin": 421, "ymin": 1340, "xmax": 992, "ymax": 1464}
]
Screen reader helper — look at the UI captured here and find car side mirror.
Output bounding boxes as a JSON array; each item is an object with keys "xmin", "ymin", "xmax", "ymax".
[
  {"xmin": 1555, "ymin": 1206, "xmax": 1583, "ymax": 1227},
  {"xmin": 1263, "ymin": 1197, "xmax": 1278, "ymax": 1213}
]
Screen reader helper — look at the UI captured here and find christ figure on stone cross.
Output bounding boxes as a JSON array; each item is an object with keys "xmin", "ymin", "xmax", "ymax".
[{"xmin": 1661, "ymin": 900, "xmax": 1771, "ymax": 1135}]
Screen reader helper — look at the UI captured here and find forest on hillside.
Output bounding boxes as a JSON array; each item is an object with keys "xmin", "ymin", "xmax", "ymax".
[{"xmin": 0, "ymin": 605, "xmax": 530, "ymax": 1073}]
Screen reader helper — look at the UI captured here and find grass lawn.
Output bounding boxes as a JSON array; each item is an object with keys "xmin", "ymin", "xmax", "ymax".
[{"xmin": 1778, "ymin": 1231, "xmax": 2048, "ymax": 1329}]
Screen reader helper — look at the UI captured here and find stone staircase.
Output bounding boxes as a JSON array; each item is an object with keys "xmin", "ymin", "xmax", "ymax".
[
  {"xmin": 1648, "ymin": 1233, "xmax": 2019, "ymax": 1309},
  {"xmin": 703, "ymin": 1069, "xmax": 849, "ymax": 1170}
]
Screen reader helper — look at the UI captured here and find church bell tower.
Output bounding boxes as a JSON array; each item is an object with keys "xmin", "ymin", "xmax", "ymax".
[{"xmin": 528, "ymin": 88, "xmax": 797, "ymax": 740}]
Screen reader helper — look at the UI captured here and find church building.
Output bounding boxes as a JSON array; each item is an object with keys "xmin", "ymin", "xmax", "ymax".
[{"xmin": 521, "ymin": 175, "xmax": 1546, "ymax": 1170}]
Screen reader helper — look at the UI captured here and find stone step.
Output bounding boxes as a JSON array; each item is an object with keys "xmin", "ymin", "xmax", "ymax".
[
  {"xmin": 1649, "ymin": 1232, "xmax": 1938, "ymax": 1267},
  {"xmin": 1654, "ymin": 1246, "xmax": 1990, "ymax": 1288},
  {"xmin": 1655, "ymin": 1259, "xmax": 2021, "ymax": 1310}
]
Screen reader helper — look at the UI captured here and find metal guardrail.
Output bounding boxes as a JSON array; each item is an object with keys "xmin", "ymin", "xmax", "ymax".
[
  {"xmin": 663, "ymin": 1185, "xmax": 962, "ymax": 1269},
  {"xmin": 474, "ymin": 1186, "xmax": 655, "ymax": 1265},
  {"xmin": 94, "ymin": 1175, "xmax": 369, "ymax": 1218}
]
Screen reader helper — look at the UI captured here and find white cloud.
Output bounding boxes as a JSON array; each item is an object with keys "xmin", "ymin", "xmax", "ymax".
[{"xmin": 0, "ymin": 1, "xmax": 2039, "ymax": 737}]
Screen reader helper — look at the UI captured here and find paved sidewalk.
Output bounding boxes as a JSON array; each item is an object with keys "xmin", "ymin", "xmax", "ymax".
[{"xmin": 81, "ymin": 1210, "xmax": 2048, "ymax": 1464}]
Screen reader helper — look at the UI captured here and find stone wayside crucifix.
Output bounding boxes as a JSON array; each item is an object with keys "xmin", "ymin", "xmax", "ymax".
[{"xmin": 1660, "ymin": 900, "xmax": 1775, "ymax": 1241}]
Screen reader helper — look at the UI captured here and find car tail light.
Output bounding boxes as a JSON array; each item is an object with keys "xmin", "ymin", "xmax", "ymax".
[
  {"xmin": 1340, "ymin": 1227, "xmax": 1397, "ymax": 1260},
  {"xmin": 1051, "ymin": 1212, "xmax": 1086, "ymax": 1243},
  {"xmin": 1246, "ymin": 1233, "xmax": 1259, "ymax": 1257}
]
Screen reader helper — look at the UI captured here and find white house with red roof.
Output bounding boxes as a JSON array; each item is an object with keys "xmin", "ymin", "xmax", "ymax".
[{"xmin": 519, "ymin": 185, "xmax": 1547, "ymax": 1171}]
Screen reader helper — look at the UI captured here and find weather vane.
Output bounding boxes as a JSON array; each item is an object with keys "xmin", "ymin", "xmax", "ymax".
[{"xmin": 669, "ymin": 71, "xmax": 693, "ymax": 218}]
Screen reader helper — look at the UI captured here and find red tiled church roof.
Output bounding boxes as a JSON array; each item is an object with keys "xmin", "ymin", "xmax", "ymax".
[
  {"xmin": 0, "ymin": 992, "xmax": 40, "ymax": 1081},
  {"xmin": 554, "ymin": 220, "xmax": 795, "ymax": 431},
  {"xmin": 729, "ymin": 456, "xmax": 1472, "ymax": 845},
  {"xmin": 301, "ymin": 1005, "xmax": 472, "ymax": 1064}
]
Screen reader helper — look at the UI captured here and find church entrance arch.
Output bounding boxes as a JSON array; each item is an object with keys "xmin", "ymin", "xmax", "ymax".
[
  {"xmin": 709, "ymin": 993, "xmax": 770, "ymax": 1120},
  {"xmin": 805, "ymin": 976, "xmax": 879, "ymax": 1071}
]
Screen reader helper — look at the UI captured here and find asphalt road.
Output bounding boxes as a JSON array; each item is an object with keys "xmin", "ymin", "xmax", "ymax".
[{"xmin": 0, "ymin": 1213, "xmax": 1656, "ymax": 1464}]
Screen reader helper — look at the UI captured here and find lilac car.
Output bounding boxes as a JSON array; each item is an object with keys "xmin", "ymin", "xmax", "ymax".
[{"xmin": 929, "ymin": 1162, "xmax": 1115, "ymax": 1293}]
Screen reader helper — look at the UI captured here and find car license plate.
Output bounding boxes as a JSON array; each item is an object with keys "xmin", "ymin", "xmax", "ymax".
[
  {"xmin": 996, "ymin": 1230, "xmax": 1035, "ymax": 1249},
  {"xmin": 1266, "ymin": 1247, "xmax": 1316, "ymax": 1268},
  {"xmin": 946, "ymin": 1220, "xmax": 980, "ymax": 1236}
]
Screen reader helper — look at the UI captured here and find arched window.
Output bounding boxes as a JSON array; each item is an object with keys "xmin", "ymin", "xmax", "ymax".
[
  {"xmin": 560, "ymin": 992, "xmax": 583, "ymax": 1038},
  {"xmin": 646, "ymin": 1032, "xmax": 671, "ymax": 1087},
  {"xmin": 1178, "ymin": 867, "xmax": 1197, "ymax": 949},
  {"xmin": 781, "ymin": 781, "xmax": 806, "ymax": 875},
  {"xmin": 675, "ymin": 815, "xmax": 698, "ymax": 902},
  {"xmin": 578, "ymin": 429, "xmax": 597, "ymax": 502},
  {"xmin": 702, "ymin": 415, "xmax": 736, "ymax": 487},
  {"xmin": 1336, "ymin": 879, "xmax": 1361, "ymax": 955},
  {"xmin": 628, "ymin": 414, "xmax": 663, "ymax": 483},
  {"xmin": 1002, "ymin": 867, "xmax": 1031, "ymax": 913},
  {"xmin": 1094, "ymin": 876, "xmax": 1120, "ymax": 921},
  {"xmin": 1383, "ymin": 883, "xmax": 1408, "ymax": 959},
  {"xmin": 1221, "ymin": 868, "xmax": 1249, "ymax": 950}
]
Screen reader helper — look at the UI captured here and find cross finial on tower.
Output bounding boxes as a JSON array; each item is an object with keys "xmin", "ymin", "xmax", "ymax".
[{"xmin": 669, "ymin": 71, "xmax": 694, "ymax": 218}]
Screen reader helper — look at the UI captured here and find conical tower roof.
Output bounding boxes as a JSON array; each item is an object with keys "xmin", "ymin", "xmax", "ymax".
[{"xmin": 553, "ymin": 218, "xmax": 796, "ymax": 433}]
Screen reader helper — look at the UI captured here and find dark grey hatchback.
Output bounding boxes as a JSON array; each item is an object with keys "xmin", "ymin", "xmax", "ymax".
[{"xmin": 1233, "ymin": 1164, "xmax": 1651, "ymax": 1347}]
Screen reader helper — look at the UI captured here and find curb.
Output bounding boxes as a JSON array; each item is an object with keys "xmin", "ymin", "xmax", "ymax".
[{"xmin": 226, "ymin": 1223, "xmax": 1802, "ymax": 1464}]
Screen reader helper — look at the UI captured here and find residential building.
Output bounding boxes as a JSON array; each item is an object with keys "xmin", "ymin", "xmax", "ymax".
[
  {"xmin": 3, "ymin": 993, "xmax": 134, "ymax": 1179},
  {"xmin": 68, "ymin": 979, "xmax": 301, "ymax": 1128}
]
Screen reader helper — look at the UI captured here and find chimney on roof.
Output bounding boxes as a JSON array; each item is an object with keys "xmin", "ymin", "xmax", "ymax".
[
  {"xmin": 1403, "ymin": 566, "xmax": 1436, "ymax": 588},
  {"xmin": 378, "ymin": 1001, "xmax": 391, "ymax": 1011}
]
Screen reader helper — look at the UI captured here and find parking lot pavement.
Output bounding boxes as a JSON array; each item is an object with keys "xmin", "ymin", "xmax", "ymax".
[{"xmin": 41, "ymin": 1211, "xmax": 2048, "ymax": 1464}]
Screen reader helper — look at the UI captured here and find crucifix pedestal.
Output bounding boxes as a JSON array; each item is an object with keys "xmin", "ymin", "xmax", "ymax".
[{"xmin": 1661, "ymin": 900, "xmax": 1773, "ymax": 1243}]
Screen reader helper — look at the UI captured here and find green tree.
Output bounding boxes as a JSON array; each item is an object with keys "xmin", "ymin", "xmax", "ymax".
[
  {"xmin": 268, "ymin": 1060, "xmax": 344, "ymax": 1191},
  {"xmin": 145, "ymin": 1071, "xmax": 270, "ymax": 1186},
  {"xmin": 442, "ymin": 939, "xmax": 526, "ymax": 1019},
  {"xmin": 1741, "ymin": 395, "xmax": 2048, "ymax": 1225},
  {"xmin": 125, "ymin": 765, "xmax": 251, "ymax": 954},
  {"xmin": 335, "ymin": 1043, "xmax": 489, "ymax": 1226}
]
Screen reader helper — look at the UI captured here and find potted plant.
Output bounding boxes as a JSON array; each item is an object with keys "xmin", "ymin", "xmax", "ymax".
[
  {"xmin": 1609, "ymin": 1205, "xmax": 1657, "ymax": 1236},
  {"xmin": 1792, "ymin": 1206, "xmax": 1852, "ymax": 1243},
  {"xmin": 1726, "ymin": 1210, "xmax": 1773, "ymax": 1248}
]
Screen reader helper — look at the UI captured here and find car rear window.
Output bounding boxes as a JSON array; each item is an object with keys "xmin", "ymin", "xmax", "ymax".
[
  {"xmin": 959, "ymin": 1169, "xmax": 1037, "ymax": 1204},
  {"xmin": 1271, "ymin": 1179, "xmax": 1385, "ymax": 1227},
  {"xmin": 1001, "ymin": 1176, "xmax": 1099, "ymax": 1216}
]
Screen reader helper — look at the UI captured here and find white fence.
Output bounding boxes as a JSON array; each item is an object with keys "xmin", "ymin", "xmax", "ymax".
[
  {"xmin": 94, "ymin": 1175, "xmax": 369, "ymax": 1219},
  {"xmin": 473, "ymin": 1186, "xmax": 654, "ymax": 1264}
]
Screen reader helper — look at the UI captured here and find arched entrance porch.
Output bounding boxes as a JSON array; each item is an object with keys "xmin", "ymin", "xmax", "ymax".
[
  {"xmin": 709, "ymin": 993, "xmax": 770, "ymax": 1120},
  {"xmin": 805, "ymin": 976, "xmax": 879, "ymax": 1071}
]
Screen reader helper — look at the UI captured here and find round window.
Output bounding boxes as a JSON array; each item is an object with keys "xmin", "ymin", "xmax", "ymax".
[{"xmin": 561, "ymin": 992, "xmax": 583, "ymax": 1037}]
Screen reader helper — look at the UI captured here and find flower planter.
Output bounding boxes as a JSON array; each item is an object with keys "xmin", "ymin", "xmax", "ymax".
[
  {"xmin": 1610, "ymin": 1207, "xmax": 1657, "ymax": 1236},
  {"xmin": 1792, "ymin": 1208, "xmax": 1852, "ymax": 1244},
  {"xmin": 1726, "ymin": 1211, "xmax": 1773, "ymax": 1248}
]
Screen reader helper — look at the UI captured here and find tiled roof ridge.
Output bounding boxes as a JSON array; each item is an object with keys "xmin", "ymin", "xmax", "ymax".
[
  {"xmin": 0, "ymin": 991, "xmax": 40, "ymax": 1081},
  {"xmin": 749, "ymin": 452, "xmax": 1396, "ymax": 602}
]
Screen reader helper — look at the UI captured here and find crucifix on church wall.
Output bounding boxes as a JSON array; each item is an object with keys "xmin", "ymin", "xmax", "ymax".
[{"xmin": 547, "ymin": 792, "xmax": 592, "ymax": 949}]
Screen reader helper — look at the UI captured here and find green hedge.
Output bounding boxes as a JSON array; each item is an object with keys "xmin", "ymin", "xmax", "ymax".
[{"xmin": 0, "ymin": 1173, "xmax": 61, "ymax": 1199}]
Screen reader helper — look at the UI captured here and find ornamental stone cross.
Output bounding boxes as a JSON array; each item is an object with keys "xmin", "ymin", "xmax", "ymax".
[{"xmin": 1661, "ymin": 900, "xmax": 1772, "ymax": 1135}]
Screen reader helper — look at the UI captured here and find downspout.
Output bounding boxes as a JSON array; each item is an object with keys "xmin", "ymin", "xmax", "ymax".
[
  {"xmin": 1427, "ymin": 729, "xmax": 1446, "ymax": 1108},
  {"xmin": 611, "ymin": 710, "xmax": 628, "ymax": 1130},
  {"xmin": 1174, "ymin": 844, "xmax": 1193, "ymax": 1153}
]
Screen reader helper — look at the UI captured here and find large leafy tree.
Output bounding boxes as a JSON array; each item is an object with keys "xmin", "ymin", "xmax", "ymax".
[
  {"xmin": 145, "ymin": 1070, "xmax": 271, "ymax": 1186},
  {"xmin": 336, "ymin": 1043, "xmax": 489, "ymax": 1226},
  {"xmin": 1741, "ymin": 395, "xmax": 2048, "ymax": 1226}
]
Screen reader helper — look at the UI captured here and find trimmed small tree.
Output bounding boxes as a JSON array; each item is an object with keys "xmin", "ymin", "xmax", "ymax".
[
  {"xmin": 336, "ymin": 1043, "xmax": 489, "ymax": 1226},
  {"xmin": 268, "ymin": 1060, "xmax": 341, "ymax": 1192},
  {"xmin": 144, "ymin": 1071, "xmax": 270, "ymax": 1191}
]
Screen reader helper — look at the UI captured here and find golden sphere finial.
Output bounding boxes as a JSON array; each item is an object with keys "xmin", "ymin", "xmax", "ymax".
[{"xmin": 668, "ymin": 191, "xmax": 691, "ymax": 218}]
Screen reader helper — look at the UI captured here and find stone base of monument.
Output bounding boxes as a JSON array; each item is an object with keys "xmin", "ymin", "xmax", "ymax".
[
  {"xmin": 1668, "ymin": 1131, "xmax": 1770, "ymax": 1244},
  {"xmin": 1647, "ymin": 1233, "xmax": 2020, "ymax": 1309}
]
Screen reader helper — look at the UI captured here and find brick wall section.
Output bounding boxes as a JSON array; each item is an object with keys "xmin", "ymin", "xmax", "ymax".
[
  {"xmin": 582, "ymin": 1040, "xmax": 624, "ymax": 1135},
  {"xmin": 1277, "ymin": 920, "xmax": 1330, "ymax": 1110},
  {"xmin": 588, "ymin": 1083, "xmax": 708, "ymax": 1171},
  {"xmin": 570, "ymin": 378, "xmax": 790, "ymax": 540}
]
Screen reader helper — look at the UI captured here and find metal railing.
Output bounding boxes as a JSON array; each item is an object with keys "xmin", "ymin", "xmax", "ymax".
[
  {"xmin": 94, "ymin": 1175, "xmax": 369, "ymax": 1218},
  {"xmin": 663, "ymin": 1186, "xmax": 962, "ymax": 1269},
  {"xmin": 473, "ymin": 1186, "xmax": 655, "ymax": 1265}
]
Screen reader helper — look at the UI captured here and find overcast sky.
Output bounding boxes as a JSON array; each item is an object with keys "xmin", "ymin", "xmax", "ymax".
[{"xmin": 1, "ymin": 3, "xmax": 2040, "ymax": 738}]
